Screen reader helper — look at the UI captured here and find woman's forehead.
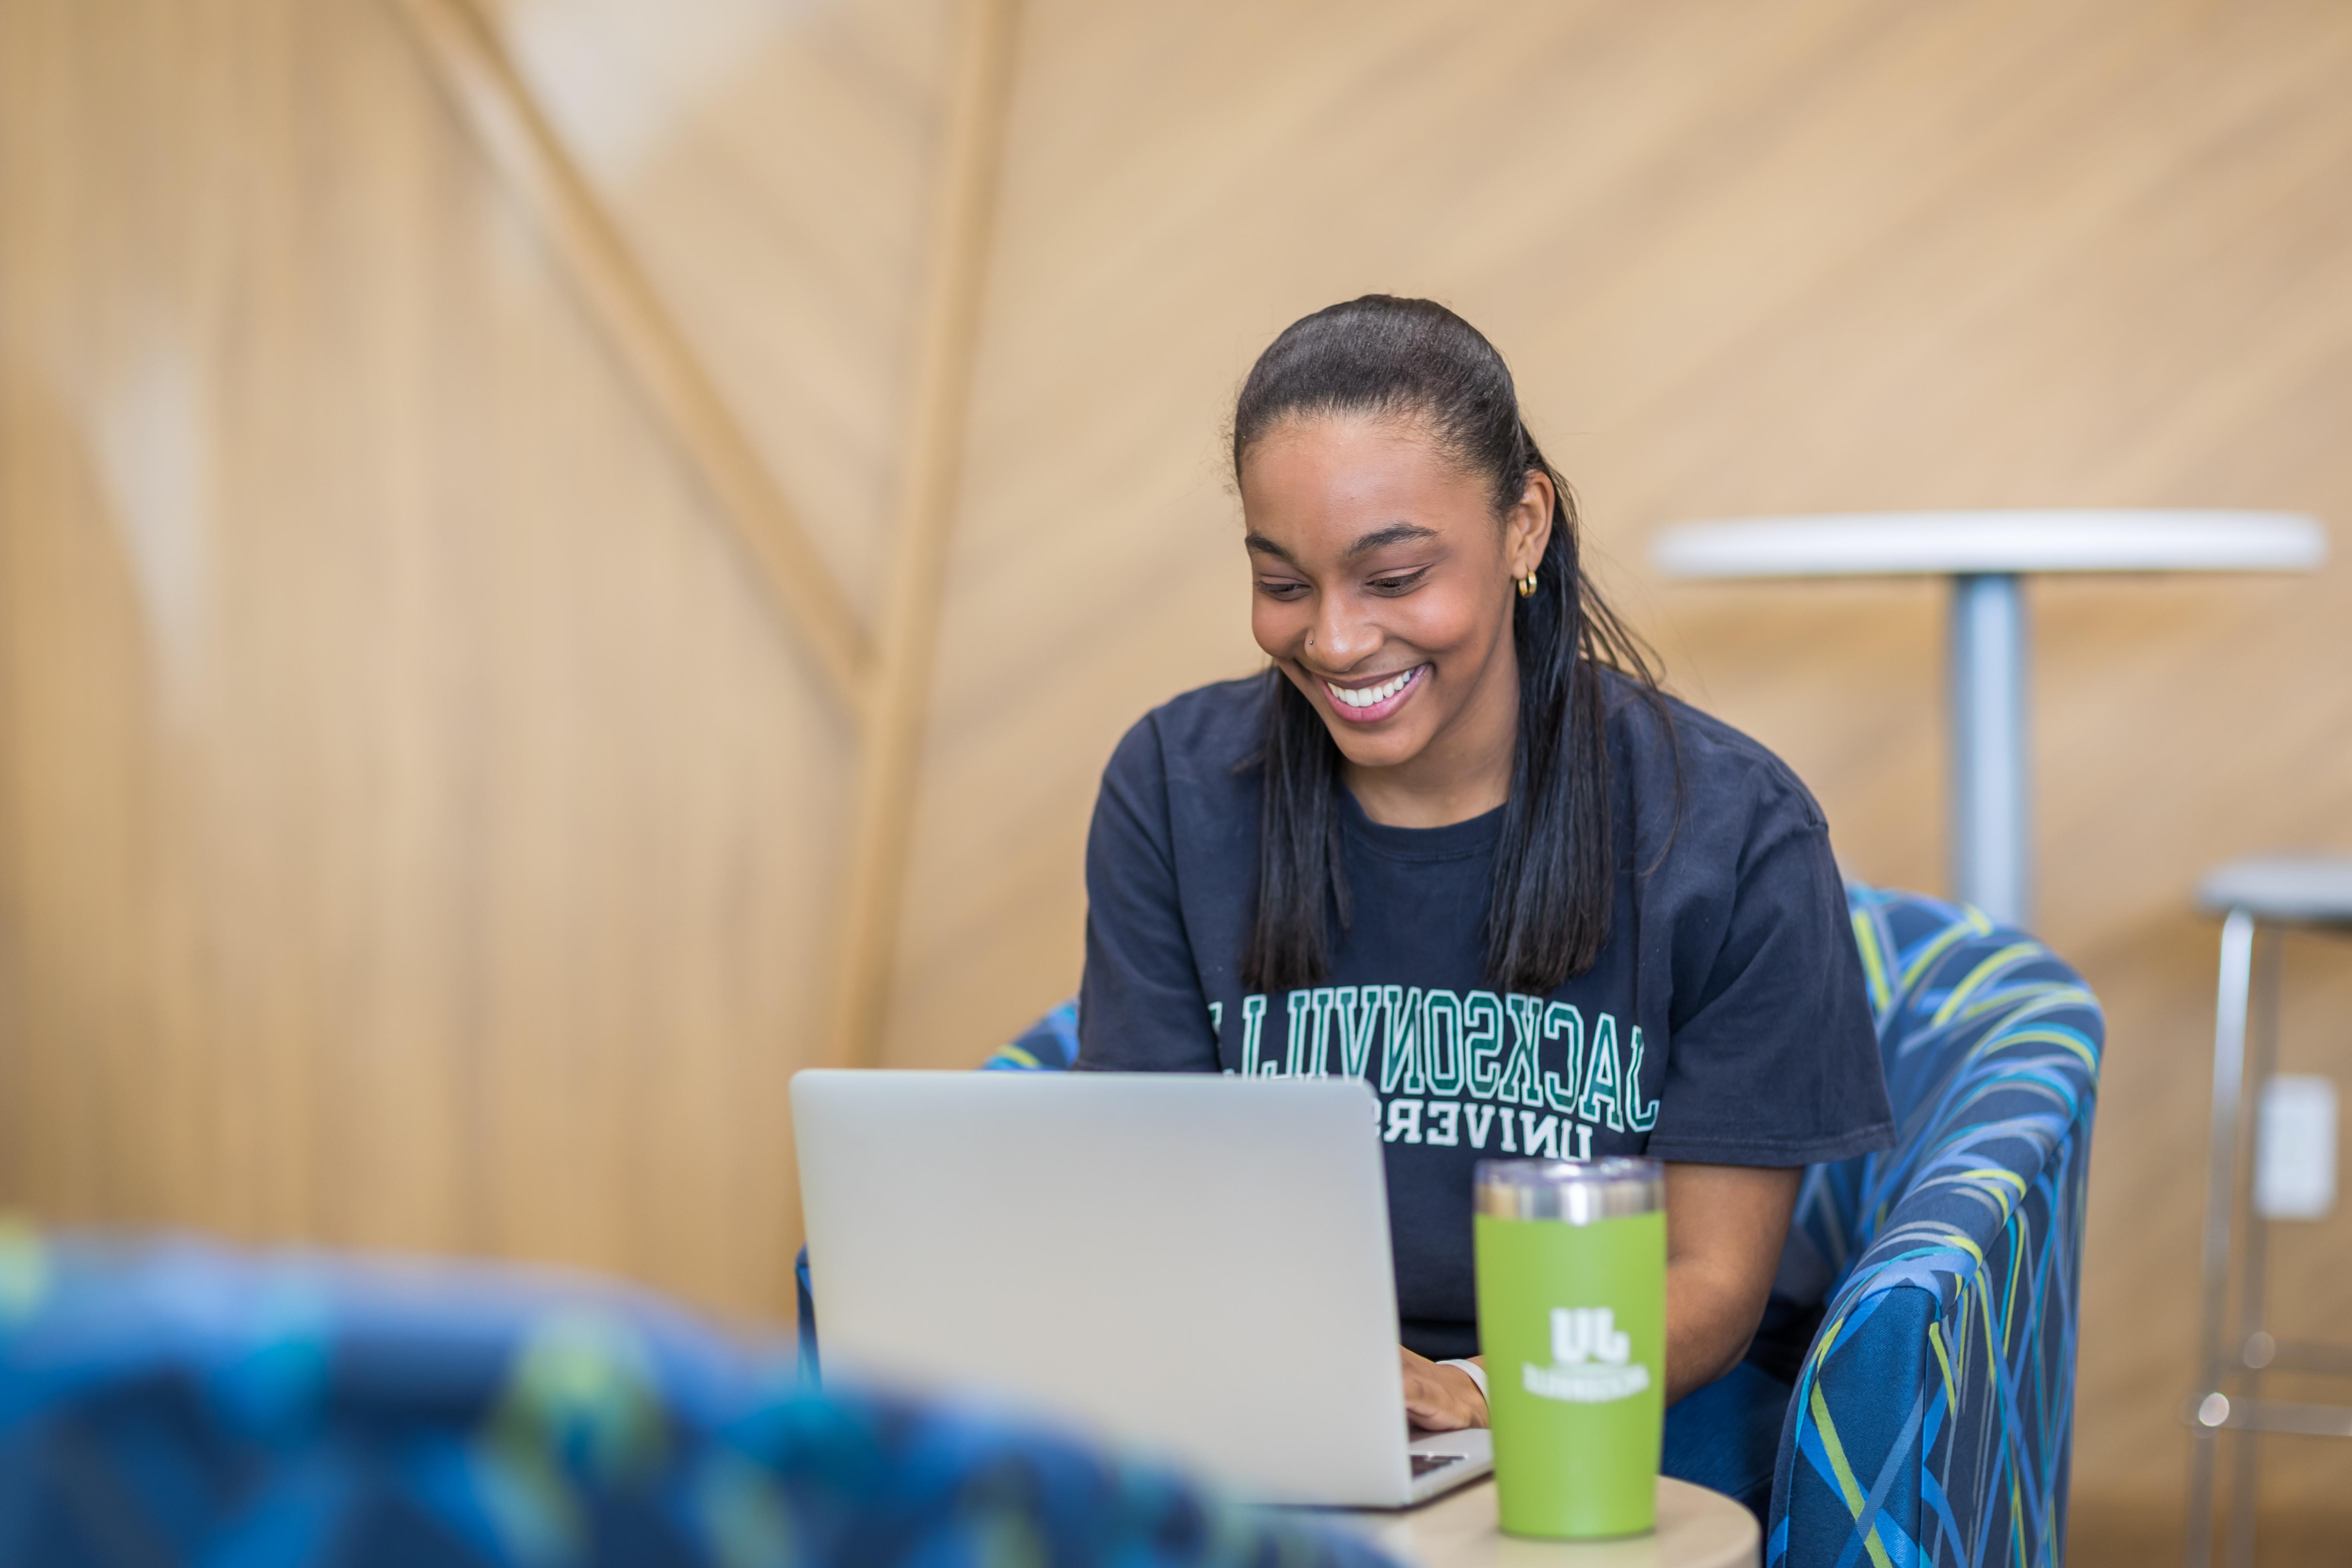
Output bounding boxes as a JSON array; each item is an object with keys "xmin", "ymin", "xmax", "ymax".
[{"xmin": 1239, "ymin": 413, "xmax": 1483, "ymax": 529}]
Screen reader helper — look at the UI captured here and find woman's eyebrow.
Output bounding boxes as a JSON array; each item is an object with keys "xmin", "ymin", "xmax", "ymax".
[
  {"xmin": 1346, "ymin": 522, "xmax": 1439, "ymax": 559},
  {"xmin": 1244, "ymin": 521, "xmax": 1437, "ymax": 564}
]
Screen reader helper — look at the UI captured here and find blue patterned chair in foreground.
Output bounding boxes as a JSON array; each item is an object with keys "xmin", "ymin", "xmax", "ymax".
[
  {"xmin": 913, "ymin": 886, "xmax": 2101, "ymax": 1568},
  {"xmin": 0, "ymin": 1224, "xmax": 1397, "ymax": 1568}
]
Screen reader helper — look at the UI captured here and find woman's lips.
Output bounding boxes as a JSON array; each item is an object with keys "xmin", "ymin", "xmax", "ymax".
[{"xmin": 1319, "ymin": 663, "xmax": 1427, "ymax": 723}]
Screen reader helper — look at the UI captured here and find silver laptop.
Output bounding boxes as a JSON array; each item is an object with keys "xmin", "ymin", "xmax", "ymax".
[{"xmin": 791, "ymin": 1069, "xmax": 1492, "ymax": 1508}]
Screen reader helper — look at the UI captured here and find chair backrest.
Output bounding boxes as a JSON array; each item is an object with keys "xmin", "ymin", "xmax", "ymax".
[
  {"xmin": 983, "ymin": 1000, "xmax": 1080, "ymax": 1072},
  {"xmin": 977, "ymin": 893, "xmax": 2099, "ymax": 1308},
  {"xmin": 965, "ymin": 889, "xmax": 2100, "ymax": 1390},
  {"xmin": 890, "ymin": 885, "xmax": 2103, "ymax": 1565},
  {"xmin": 1776, "ymin": 885, "xmax": 2102, "ymax": 1313}
]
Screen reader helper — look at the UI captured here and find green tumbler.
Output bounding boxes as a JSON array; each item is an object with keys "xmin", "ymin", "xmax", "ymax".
[{"xmin": 1473, "ymin": 1157, "xmax": 1666, "ymax": 1539}]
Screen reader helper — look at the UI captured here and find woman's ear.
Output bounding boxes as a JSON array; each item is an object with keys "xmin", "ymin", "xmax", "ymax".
[{"xmin": 1508, "ymin": 469, "xmax": 1555, "ymax": 578}]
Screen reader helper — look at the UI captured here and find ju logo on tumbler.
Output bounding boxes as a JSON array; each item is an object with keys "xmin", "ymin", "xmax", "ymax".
[{"xmin": 1473, "ymin": 1157, "xmax": 1666, "ymax": 1538}]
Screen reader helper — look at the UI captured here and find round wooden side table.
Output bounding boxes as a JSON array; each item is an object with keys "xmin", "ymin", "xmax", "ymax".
[{"xmin": 1325, "ymin": 1476, "xmax": 1759, "ymax": 1568}]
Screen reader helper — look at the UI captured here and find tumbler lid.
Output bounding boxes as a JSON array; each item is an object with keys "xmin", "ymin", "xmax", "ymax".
[{"xmin": 1474, "ymin": 1156, "xmax": 1663, "ymax": 1222}]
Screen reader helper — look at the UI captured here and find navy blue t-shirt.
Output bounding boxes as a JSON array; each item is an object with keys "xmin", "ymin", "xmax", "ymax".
[{"xmin": 1076, "ymin": 671, "xmax": 1893, "ymax": 1362}]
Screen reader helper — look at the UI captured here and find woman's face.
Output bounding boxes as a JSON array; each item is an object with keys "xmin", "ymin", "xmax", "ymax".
[{"xmin": 1240, "ymin": 413, "xmax": 1551, "ymax": 777}]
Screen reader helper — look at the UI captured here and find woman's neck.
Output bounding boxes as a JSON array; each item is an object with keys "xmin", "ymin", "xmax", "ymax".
[{"xmin": 1341, "ymin": 635, "xmax": 1521, "ymax": 829}]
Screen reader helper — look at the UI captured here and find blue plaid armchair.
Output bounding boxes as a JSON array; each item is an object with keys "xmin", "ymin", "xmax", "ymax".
[
  {"xmin": 0, "ymin": 1225, "xmax": 1395, "ymax": 1567},
  {"xmin": 845, "ymin": 885, "xmax": 2102, "ymax": 1568}
]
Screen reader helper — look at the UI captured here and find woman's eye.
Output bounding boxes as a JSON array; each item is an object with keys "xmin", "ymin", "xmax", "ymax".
[
  {"xmin": 1256, "ymin": 579, "xmax": 1309, "ymax": 600},
  {"xmin": 1369, "ymin": 569, "xmax": 1429, "ymax": 595}
]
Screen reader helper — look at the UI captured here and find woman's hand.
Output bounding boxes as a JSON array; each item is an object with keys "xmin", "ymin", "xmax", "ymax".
[{"xmin": 1400, "ymin": 1347, "xmax": 1487, "ymax": 1430}]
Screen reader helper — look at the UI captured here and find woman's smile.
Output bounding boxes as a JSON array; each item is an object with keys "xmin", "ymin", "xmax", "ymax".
[{"xmin": 1317, "ymin": 663, "xmax": 1429, "ymax": 723}]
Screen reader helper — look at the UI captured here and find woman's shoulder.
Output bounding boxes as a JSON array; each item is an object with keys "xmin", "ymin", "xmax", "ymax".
[
  {"xmin": 1109, "ymin": 672, "xmax": 1268, "ymax": 780},
  {"xmin": 1094, "ymin": 675, "xmax": 1266, "ymax": 859},
  {"xmin": 1601, "ymin": 669, "xmax": 1827, "ymax": 838},
  {"xmin": 1096, "ymin": 674, "xmax": 1269, "ymax": 834}
]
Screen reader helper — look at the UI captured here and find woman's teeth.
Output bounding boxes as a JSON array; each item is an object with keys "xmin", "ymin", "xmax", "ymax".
[{"xmin": 1326, "ymin": 668, "xmax": 1418, "ymax": 709}]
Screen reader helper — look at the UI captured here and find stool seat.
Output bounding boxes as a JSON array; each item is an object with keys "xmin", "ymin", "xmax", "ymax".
[{"xmin": 2195, "ymin": 855, "xmax": 2352, "ymax": 926}]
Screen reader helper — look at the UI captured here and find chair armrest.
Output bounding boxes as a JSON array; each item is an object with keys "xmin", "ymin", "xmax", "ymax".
[{"xmin": 1773, "ymin": 937, "xmax": 2101, "ymax": 1568}]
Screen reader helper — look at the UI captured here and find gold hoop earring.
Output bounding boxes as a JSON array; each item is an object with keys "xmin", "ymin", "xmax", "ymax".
[{"xmin": 1517, "ymin": 570, "xmax": 1539, "ymax": 598}]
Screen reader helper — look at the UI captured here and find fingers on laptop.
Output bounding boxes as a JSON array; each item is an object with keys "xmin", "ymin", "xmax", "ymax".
[{"xmin": 1399, "ymin": 1347, "xmax": 1489, "ymax": 1431}]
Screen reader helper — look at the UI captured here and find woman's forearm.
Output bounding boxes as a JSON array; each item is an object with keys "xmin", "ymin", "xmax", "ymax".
[
  {"xmin": 1664, "ymin": 1255, "xmax": 1766, "ymax": 1403},
  {"xmin": 1661, "ymin": 1163, "xmax": 1800, "ymax": 1404}
]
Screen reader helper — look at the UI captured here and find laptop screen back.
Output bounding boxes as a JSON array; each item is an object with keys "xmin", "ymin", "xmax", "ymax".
[{"xmin": 791, "ymin": 1070, "xmax": 1412, "ymax": 1504}]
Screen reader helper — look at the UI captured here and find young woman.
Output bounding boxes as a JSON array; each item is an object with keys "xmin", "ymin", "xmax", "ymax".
[{"xmin": 1075, "ymin": 296, "xmax": 1892, "ymax": 1518}]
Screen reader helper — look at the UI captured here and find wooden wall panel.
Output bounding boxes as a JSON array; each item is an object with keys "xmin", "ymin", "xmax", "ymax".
[
  {"xmin": 893, "ymin": 0, "xmax": 2352, "ymax": 1549},
  {"xmin": 485, "ymin": 0, "xmax": 954, "ymax": 626},
  {"xmin": 6, "ymin": 0, "xmax": 2352, "ymax": 1556},
  {"xmin": 0, "ymin": 0, "xmax": 955, "ymax": 1322}
]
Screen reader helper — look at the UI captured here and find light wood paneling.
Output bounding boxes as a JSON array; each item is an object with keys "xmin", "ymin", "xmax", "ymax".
[
  {"xmin": 889, "ymin": 0, "xmax": 2352, "ymax": 1545},
  {"xmin": 392, "ymin": 0, "xmax": 871, "ymax": 709},
  {"xmin": 6, "ymin": 0, "xmax": 2352, "ymax": 1554},
  {"xmin": 0, "ymin": 0, "xmax": 955, "ymax": 1320},
  {"xmin": 485, "ymin": 0, "xmax": 957, "ymax": 630},
  {"xmin": 830, "ymin": 0, "xmax": 1017, "ymax": 1068}
]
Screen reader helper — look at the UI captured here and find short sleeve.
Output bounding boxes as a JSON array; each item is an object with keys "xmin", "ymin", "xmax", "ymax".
[
  {"xmin": 1642, "ymin": 822, "xmax": 1893, "ymax": 1166},
  {"xmin": 1076, "ymin": 718, "xmax": 1221, "ymax": 1071}
]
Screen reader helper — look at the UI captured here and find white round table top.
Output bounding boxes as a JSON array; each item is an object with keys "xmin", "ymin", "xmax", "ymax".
[
  {"xmin": 1651, "ymin": 509, "xmax": 2325, "ymax": 580},
  {"xmin": 1324, "ymin": 1476, "xmax": 1758, "ymax": 1568}
]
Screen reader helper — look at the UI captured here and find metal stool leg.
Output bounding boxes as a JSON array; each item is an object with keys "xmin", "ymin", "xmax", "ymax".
[
  {"xmin": 2189, "ymin": 908, "xmax": 2257, "ymax": 1568},
  {"xmin": 2224, "ymin": 928, "xmax": 2283, "ymax": 1568}
]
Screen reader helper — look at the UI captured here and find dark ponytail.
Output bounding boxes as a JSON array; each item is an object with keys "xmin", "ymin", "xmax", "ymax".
[{"xmin": 1233, "ymin": 296, "xmax": 1665, "ymax": 996}]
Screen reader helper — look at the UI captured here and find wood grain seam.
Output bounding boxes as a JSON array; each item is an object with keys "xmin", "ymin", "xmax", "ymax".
[
  {"xmin": 383, "ymin": 0, "xmax": 872, "ymax": 714},
  {"xmin": 827, "ymin": 0, "xmax": 1022, "ymax": 1069}
]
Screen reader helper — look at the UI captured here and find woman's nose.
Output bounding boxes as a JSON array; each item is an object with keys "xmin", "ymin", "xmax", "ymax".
[{"xmin": 1310, "ymin": 598, "xmax": 1379, "ymax": 667}]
